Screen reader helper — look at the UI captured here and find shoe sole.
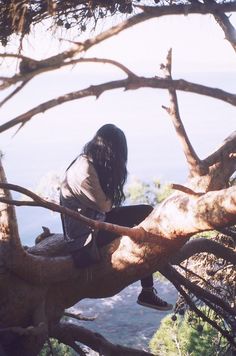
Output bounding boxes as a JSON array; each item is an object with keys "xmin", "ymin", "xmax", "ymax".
[{"xmin": 137, "ymin": 300, "xmax": 173, "ymax": 311}]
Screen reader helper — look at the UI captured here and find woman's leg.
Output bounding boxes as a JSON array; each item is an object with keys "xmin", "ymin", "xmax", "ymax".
[
  {"xmin": 96, "ymin": 204, "xmax": 154, "ymax": 287},
  {"xmin": 97, "ymin": 204, "xmax": 172, "ymax": 311},
  {"xmin": 96, "ymin": 204, "xmax": 153, "ymax": 247}
]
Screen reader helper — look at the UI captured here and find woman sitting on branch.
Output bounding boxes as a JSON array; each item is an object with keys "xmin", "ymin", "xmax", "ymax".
[{"xmin": 60, "ymin": 123, "xmax": 172, "ymax": 311}]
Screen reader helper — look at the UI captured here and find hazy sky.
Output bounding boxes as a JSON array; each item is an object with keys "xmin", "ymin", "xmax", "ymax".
[{"xmin": 1, "ymin": 12, "xmax": 235, "ymax": 187}]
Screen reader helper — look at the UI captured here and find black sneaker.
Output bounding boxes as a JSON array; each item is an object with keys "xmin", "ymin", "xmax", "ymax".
[{"xmin": 137, "ymin": 287, "xmax": 173, "ymax": 311}]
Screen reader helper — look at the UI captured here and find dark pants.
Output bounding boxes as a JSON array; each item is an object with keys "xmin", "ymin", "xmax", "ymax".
[{"xmin": 97, "ymin": 205, "xmax": 154, "ymax": 289}]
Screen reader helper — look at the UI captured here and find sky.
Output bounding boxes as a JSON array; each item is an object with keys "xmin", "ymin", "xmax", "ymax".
[{"xmin": 0, "ymin": 11, "xmax": 235, "ymax": 243}]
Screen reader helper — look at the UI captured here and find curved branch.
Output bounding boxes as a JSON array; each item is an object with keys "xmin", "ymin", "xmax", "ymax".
[
  {"xmin": 51, "ymin": 321, "xmax": 153, "ymax": 356},
  {"xmin": 0, "ymin": 182, "xmax": 142, "ymax": 239},
  {"xmin": 65, "ymin": 57, "xmax": 138, "ymax": 77},
  {"xmin": 0, "ymin": 56, "xmax": 137, "ymax": 90},
  {"xmin": 170, "ymin": 237, "xmax": 236, "ymax": 265},
  {"xmin": 0, "ymin": 76, "xmax": 235, "ymax": 134}
]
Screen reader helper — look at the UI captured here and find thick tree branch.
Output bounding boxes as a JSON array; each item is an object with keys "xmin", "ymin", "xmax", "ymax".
[
  {"xmin": 0, "ymin": 76, "xmax": 235, "ymax": 134},
  {"xmin": 51, "ymin": 321, "xmax": 153, "ymax": 356},
  {"xmin": 170, "ymin": 237, "xmax": 236, "ymax": 265},
  {"xmin": 141, "ymin": 184, "xmax": 236, "ymax": 238}
]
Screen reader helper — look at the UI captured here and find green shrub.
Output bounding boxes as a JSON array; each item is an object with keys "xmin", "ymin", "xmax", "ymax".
[
  {"xmin": 125, "ymin": 178, "xmax": 172, "ymax": 206},
  {"xmin": 149, "ymin": 312, "xmax": 228, "ymax": 356},
  {"xmin": 40, "ymin": 338, "xmax": 75, "ymax": 356}
]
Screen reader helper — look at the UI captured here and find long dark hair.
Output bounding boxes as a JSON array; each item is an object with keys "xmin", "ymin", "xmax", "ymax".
[{"xmin": 82, "ymin": 124, "xmax": 128, "ymax": 206}]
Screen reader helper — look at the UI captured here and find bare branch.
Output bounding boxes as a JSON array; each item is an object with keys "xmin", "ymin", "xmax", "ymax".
[
  {"xmin": 0, "ymin": 76, "xmax": 235, "ymax": 134},
  {"xmin": 0, "ymin": 55, "xmax": 137, "ymax": 90},
  {"xmin": 161, "ymin": 49, "xmax": 206, "ymax": 176},
  {"xmin": 214, "ymin": 13, "xmax": 236, "ymax": 52},
  {"xmin": 0, "ymin": 79, "xmax": 30, "ymax": 108},
  {"xmin": 0, "ymin": 182, "xmax": 143, "ymax": 239},
  {"xmin": 205, "ymin": 0, "xmax": 236, "ymax": 52},
  {"xmin": 171, "ymin": 183, "xmax": 204, "ymax": 196},
  {"xmin": 65, "ymin": 57, "xmax": 138, "ymax": 78}
]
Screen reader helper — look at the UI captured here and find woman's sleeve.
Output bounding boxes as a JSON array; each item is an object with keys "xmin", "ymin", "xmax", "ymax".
[{"xmin": 80, "ymin": 159, "xmax": 112, "ymax": 213}]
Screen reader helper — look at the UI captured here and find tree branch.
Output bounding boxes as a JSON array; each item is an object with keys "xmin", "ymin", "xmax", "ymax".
[
  {"xmin": 0, "ymin": 75, "xmax": 235, "ymax": 134},
  {"xmin": 0, "ymin": 182, "xmax": 143, "ymax": 239},
  {"xmin": 51, "ymin": 321, "xmax": 153, "ymax": 356},
  {"xmin": 206, "ymin": 0, "xmax": 236, "ymax": 53},
  {"xmin": 170, "ymin": 237, "xmax": 236, "ymax": 265},
  {"xmin": 0, "ymin": 79, "xmax": 30, "ymax": 108},
  {"xmin": 0, "ymin": 56, "xmax": 137, "ymax": 90},
  {"xmin": 171, "ymin": 183, "xmax": 204, "ymax": 196},
  {"xmin": 137, "ymin": 2, "xmax": 236, "ymax": 16},
  {"xmin": 141, "ymin": 184, "xmax": 236, "ymax": 238},
  {"xmin": 161, "ymin": 49, "xmax": 206, "ymax": 176}
]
